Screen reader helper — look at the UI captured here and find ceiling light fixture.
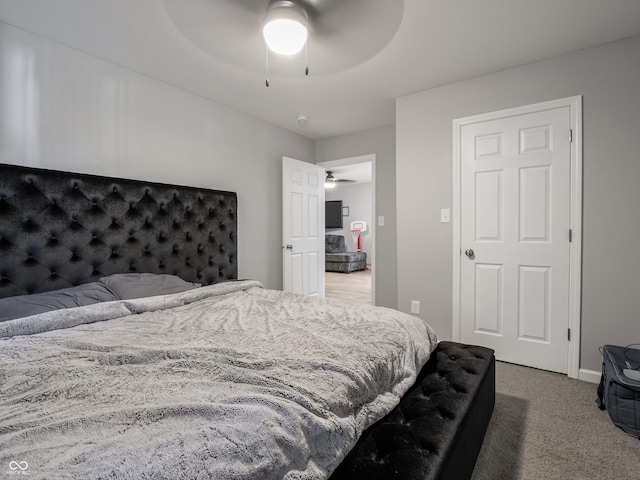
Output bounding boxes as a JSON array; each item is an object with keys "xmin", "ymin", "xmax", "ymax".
[
  {"xmin": 325, "ymin": 171, "xmax": 336, "ymax": 189},
  {"xmin": 296, "ymin": 114, "xmax": 309, "ymax": 128},
  {"xmin": 262, "ymin": 1, "xmax": 308, "ymax": 56},
  {"xmin": 263, "ymin": 0, "xmax": 310, "ymax": 87}
]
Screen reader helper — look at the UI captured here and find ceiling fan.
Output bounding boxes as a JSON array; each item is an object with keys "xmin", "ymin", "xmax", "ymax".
[
  {"xmin": 163, "ymin": 0, "xmax": 404, "ymax": 78},
  {"xmin": 324, "ymin": 170, "xmax": 355, "ymax": 189}
]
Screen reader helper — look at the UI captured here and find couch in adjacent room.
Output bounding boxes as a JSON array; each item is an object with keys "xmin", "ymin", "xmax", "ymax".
[{"xmin": 325, "ymin": 234, "xmax": 367, "ymax": 273}]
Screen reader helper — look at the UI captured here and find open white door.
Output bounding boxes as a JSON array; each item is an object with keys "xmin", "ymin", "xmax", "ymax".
[{"xmin": 282, "ymin": 157, "xmax": 325, "ymax": 297}]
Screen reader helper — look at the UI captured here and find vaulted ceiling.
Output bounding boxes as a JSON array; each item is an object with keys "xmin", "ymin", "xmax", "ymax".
[{"xmin": 1, "ymin": 0, "xmax": 640, "ymax": 139}]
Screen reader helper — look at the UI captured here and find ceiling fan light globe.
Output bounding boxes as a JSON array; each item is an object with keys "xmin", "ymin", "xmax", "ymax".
[
  {"xmin": 263, "ymin": 19, "xmax": 307, "ymax": 55},
  {"xmin": 262, "ymin": 1, "xmax": 308, "ymax": 55},
  {"xmin": 324, "ymin": 171, "xmax": 336, "ymax": 189}
]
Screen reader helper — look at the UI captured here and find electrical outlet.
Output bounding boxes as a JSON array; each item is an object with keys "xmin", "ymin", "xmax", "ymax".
[{"xmin": 411, "ymin": 300, "xmax": 420, "ymax": 315}]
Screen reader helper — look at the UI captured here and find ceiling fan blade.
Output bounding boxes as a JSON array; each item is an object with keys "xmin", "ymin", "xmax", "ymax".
[
  {"xmin": 302, "ymin": 0, "xmax": 343, "ymax": 19},
  {"xmin": 223, "ymin": 0, "xmax": 267, "ymax": 16},
  {"xmin": 309, "ymin": 0, "xmax": 404, "ymax": 71}
]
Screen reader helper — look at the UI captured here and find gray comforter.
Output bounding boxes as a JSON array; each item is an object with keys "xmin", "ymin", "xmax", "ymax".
[{"xmin": 0, "ymin": 280, "xmax": 437, "ymax": 479}]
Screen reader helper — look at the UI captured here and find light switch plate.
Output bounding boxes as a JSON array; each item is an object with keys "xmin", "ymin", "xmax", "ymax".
[
  {"xmin": 411, "ymin": 300, "xmax": 420, "ymax": 314},
  {"xmin": 440, "ymin": 209, "xmax": 451, "ymax": 223},
  {"xmin": 378, "ymin": 216, "xmax": 385, "ymax": 227}
]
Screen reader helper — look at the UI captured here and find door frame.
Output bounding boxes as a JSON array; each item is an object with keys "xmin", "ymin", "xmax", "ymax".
[
  {"xmin": 451, "ymin": 96, "xmax": 583, "ymax": 379},
  {"xmin": 317, "ymin": 154, "xmax": 376, "ymax": 305}
]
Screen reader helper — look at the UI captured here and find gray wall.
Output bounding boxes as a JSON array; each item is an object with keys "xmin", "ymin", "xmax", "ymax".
[
  {"xmin": 396, "ymin": 35, "xmax": 640, "ymax": 373},
  {"xmin": 316, "ymin": 125, "xmax": 398, "ymax": 309},
  {"xmin": 0, "ymin": 22, "xmax": 315, "ymax": 290}
]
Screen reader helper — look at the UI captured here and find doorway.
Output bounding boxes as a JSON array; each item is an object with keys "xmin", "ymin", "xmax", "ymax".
[
  {"xmin": 452, "ymin": 97, "xmax": 582, "ymax": 377},
  {"xmin": 318, "ymin": 155, "xmax": 375, "ymax": 305}
]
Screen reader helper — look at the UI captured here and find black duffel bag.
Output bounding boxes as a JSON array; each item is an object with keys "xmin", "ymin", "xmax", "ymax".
[{"xmin": 597, "ymin": 344, "xmax": 640, "ymax": 438}]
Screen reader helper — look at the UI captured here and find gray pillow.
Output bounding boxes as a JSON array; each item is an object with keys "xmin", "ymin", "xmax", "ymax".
[
  {"xmin": 98, "ymin": 273, "xmax": 200, "ymax": 300},
  {"xmin": 0, "ymin": 282, "xmax": 118, "ymax": 322}
]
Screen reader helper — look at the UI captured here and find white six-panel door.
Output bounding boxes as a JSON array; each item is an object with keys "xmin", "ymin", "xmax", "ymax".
[
  {"xmin": 459, "ymin": 106, "xmax": 572, "ymax": 373},
  {"xmin": 282, "ymin": 157, "xmax": 325, "ymax": 297}
]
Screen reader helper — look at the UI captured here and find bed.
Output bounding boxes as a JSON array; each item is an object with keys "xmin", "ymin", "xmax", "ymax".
[{"xmin": 0, "ymin": 164, "xmax": 495, "ymax": 479}]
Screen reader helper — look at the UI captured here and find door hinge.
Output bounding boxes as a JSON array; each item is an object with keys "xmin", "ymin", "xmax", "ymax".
[
  {"xmin": 568, "ymin": 328, "xmax": 571, "ymax": 341},
  {"xmin": 569, "ymin": 229, "xmax": 573, "ymax": 242},
  {"xmin": 569, "ymin": 129, "xmax": 573, "ymax": 143}
]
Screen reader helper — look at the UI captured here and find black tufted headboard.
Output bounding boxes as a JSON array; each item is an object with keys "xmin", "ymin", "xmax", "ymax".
[{"xmin": 0, "ymin": 164, "xmax": 237, "ymax": 299}]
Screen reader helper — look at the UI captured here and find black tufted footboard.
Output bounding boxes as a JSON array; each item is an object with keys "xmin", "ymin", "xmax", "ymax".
[{"xmin": 331, "ymin": 341, "xmax": 495, "ymax": 480}]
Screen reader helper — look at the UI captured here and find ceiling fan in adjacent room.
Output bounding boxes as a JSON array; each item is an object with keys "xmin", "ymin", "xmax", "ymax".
[
  {"xmin": 324, "ymin": 171, "xmax": 355, "ymax": 189},
  {"xmin": 163, "ymin": 0, "xmax": 404, "ymax": 79}
]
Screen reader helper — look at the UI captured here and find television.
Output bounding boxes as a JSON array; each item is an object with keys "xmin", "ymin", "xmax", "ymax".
[{"xmin": 325, "ymin": 200, "xmax": 343, "ymax": 229}]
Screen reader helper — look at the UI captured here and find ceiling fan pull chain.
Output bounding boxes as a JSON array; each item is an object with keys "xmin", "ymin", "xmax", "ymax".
[
  {"xmin": 305, "ymin": 39, "xmax": 309, "ymax": 76},
  {"xmin": 265, "ymin": 44, "xmax": 270, "ymax": 87}
]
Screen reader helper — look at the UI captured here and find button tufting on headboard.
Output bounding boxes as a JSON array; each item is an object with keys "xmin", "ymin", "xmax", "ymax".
[{"xmin": 0, "ymin": 164, "xmax": 238, "ymax": 299}]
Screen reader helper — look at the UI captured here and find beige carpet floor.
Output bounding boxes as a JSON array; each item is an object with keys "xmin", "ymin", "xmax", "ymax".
[{"xmin": 471, "ymin": 361, "xmax": 640, "ymax": 480}]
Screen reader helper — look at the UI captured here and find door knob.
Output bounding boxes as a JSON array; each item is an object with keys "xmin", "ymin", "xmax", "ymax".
[
  {"xmin": 285, "ymin": 244, "xmax": 293, "ymax": 251},
  {"xmin": 464, "ymin": 249, "xmax": 474, "ymax": 258}
]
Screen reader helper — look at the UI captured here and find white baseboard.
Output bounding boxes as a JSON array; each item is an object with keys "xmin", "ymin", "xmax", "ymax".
[{"xmin": 579, "ymin": 368, "xmax": 601, "ymax": 384}]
